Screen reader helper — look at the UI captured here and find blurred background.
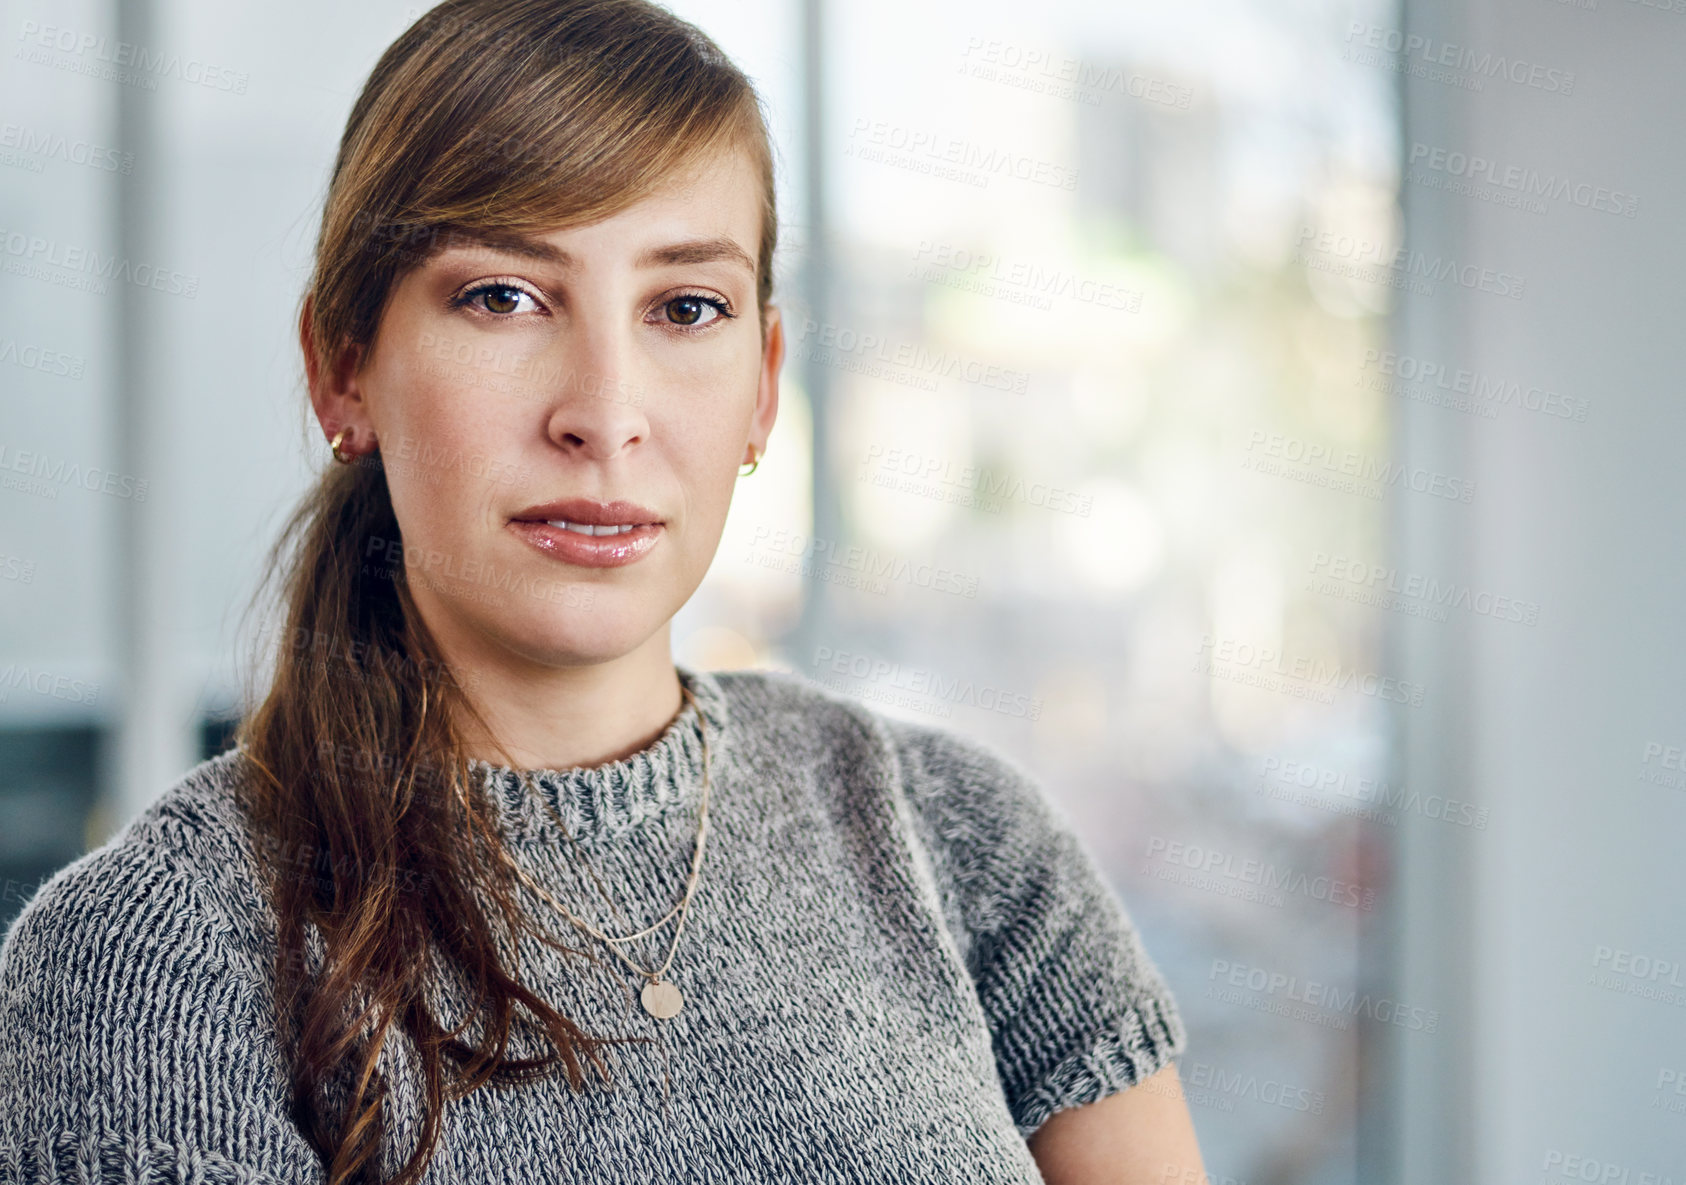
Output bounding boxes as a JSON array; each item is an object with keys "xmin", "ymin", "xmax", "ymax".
[{"xmin": 2, "ymin": 0, "xmax": 1682, "ymax": 1182}]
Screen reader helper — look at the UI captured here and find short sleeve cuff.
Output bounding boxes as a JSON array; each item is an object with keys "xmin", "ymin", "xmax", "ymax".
[
  {"xmin": 0, "ymin": 1129, "xmax": 302, "ymax": 1184},
  {"xmin": 1011, "ymin": 989, "xmax": 1189, "ymax": 1140}
]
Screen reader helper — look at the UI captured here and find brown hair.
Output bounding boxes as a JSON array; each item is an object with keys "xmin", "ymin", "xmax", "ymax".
[{"xmin": 232, "ymin": 2, "xmax": 778, "ymax": 1182}]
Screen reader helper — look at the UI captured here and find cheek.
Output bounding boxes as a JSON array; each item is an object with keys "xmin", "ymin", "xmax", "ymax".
[
  {"xmin": 372, "ymin": 343, "xmax": 513, "ymax": 542},
  {"xmin": 378, "ymin": 331, "xmax": 496, "ymax": 447},
  {"xmin": 668, "ymin": 338, "xmax": 761, "ymax": 435},
  {"xmin": 661, "ymin": 359, "xmax": 756, "ymax": 493}
]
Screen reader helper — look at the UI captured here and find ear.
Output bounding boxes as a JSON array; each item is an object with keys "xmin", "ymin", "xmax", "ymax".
[
  {"xmin": 749, "ymin": 303, "xmax": 783, "ymax": 459},
  {"xmin": 300, "ymin": 295, "xmax": 375, "ymax": 455}
]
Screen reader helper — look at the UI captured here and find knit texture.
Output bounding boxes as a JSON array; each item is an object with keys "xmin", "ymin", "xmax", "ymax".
[{"xmin": 0, "ymin": 663, "xmax": 1187, "ymax": 1183}]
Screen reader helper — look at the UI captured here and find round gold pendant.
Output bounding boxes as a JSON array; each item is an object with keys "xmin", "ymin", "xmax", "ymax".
[{"xmin": 640, "ymin": 979, "xmax": 684, "ymax": 1019}]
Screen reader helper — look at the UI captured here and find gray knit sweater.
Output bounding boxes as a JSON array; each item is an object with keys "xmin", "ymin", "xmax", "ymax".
[{"xmin": 0, "ymin": 662, "xmax": 1187, "ymax": 1183}]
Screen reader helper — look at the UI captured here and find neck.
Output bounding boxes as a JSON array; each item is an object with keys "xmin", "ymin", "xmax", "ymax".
[{"xmin": 434, "ymin": 624, "xmax": 686, "ymax": 773}]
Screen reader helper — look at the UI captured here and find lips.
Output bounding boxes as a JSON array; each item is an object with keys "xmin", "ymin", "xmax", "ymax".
[
  {"xmin": 508, "ymin": 497, "xmax": 667, "ymax": 569},
  {"xmin": 510, "ymin": 498, "xmax": 664, "ymax": 528}
]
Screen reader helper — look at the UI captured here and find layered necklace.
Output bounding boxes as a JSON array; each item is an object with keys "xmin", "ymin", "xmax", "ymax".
[{"xmin": 489, "ymin": 682, "xmax": 712, "ymax": 1105}]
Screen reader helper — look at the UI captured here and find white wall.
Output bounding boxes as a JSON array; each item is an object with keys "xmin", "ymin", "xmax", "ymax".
[{"xmin": 1390, "ymin": 0, "xmax": 1686, "ymax": 1180}]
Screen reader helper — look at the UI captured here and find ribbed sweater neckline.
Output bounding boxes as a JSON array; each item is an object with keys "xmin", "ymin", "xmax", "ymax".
[{"xmin": 466, "ymin": 661, "xmax": 731, "ymax": 847}]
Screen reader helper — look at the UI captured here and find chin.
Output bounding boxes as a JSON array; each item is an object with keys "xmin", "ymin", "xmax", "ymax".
[{"xmin": 474, "ymin": 594, "xmax": 661, "ymax": 669}]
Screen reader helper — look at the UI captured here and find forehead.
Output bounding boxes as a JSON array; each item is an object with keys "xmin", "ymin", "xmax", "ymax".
[{"xmin": 432, "ymin": 146, "xmax": 763, "ymax": 274}]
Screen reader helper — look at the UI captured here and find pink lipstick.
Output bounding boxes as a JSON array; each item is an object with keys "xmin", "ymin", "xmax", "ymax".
[{"xmin": 509, "ymin": 498, "xmax": 665, "ymax": 569}]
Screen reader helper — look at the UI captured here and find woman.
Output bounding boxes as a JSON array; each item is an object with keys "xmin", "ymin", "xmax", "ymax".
[{"xmin": 0, "ymin": 1, "xmax": 1207, "ymax": 1182}]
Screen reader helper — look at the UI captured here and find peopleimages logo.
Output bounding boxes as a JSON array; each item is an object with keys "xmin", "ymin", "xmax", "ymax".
[
  {"xmin": 0, "ymin": 663, "xmax": 99, "ymax": 707},
  {"xmin": 910, "ymin": 241, "xmax": 1144, "ymax": 313},
  {"xmin": 744, "ymin": 525, "xmax": 981, "ymax": 599},
  {"xmin": 1207, "ymin": 959, "xmax": 1440, "ymax": 1032},
  {"xmin": 1183, "ymin": 1061, "xmax": 1326, "ymax": 1115},
  {"xmin": 0, "ymin": 338, "xmax": 85, "ymax": 380},
  {"xmin": 1309, "ymin": 552, "xmax": 1542, "ymax": 625},
  {"xmin": 0, "ymin": 442, "xmax": 148, "ymax": 500},
  {"xmin": 16, "ymin": 20, "xmax": 249, "ymax": 93},
  {"xmin": 1145, "ymin": 836, "xmax": 1375, "ymax": 910},
  {"xmin": 1296, "ymin": 226, "xmax": 1525, "ymax": 299},
  {"xmin": 1592, "ymin": 946, "xmax": 1686, "ymax": 987},
  {"xmin": 845, "ymin": 117, "xmax": 1080, "ymax": 191},
  {"xmin": 810, "ymin": 646, "xmax": 1043, "ymax": 720},
  {"xmin": 1344, "ymin": 22, "xmax": 1575, "ymax": 94},
  {"xmin": 1542, "ymin": 1149, "xmax": 1679, "ymax": 1185},
  {"xmin": 1408, "ymin": 143, "xmax": 1639, "ymax": 217},
  {"xmin": 956, "ymin": 37, "xmax": 1194, "ymax": 110},
  {"xmin": 860, "ymin": 444, "xmax": 1094, "ymax": 517},
  {"xmin": 1358, "ymin": 349, "xmax": 1590, "ymax": 422},
  {"xmin": 1587, "ymin": 944, "xmax": 1686, "ymax": 1009},
  {"xmin": 1258, "ymin": 756, "xmax": 1491, "ymax": 829},
  {"xmin": 1196, "ymin": 634, "xmax": 1427, "ymax": 707},
  {"xmin": 1244, "ymin": 430, "xmax": 1478, "ymax": 503},
  {"xmin": 0, "ymin": 553, "xmax": 35, "ymax": 584},
  {"xmin": 0, "ymin": 123, "xmax": 133, "ymax": 173},
  {"xmin": 0, "ymin": 228, "xmax": 199, "ymax": 298},
  {"xmin": 796, "ymin": 317, "xmax": 1032, "ymax": 394}
]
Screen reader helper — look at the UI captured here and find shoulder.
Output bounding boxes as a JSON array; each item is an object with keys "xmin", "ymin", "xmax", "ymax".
[
  {"xmin": 706, "ymin": 665, "xmax": 1059, "ymax": 880},
  {"xmin": 0, "ymin": 834, "xmax": 216, "ymax": 1043},
  {"xmin": 709, "ymin": 664, "xmax": 881, "ymax": 742},
  {"xmin": 0, "ymin": 748, "xmax": 271, "ymax": 1007},
  {"xmin": 708, "ymin": 664, "xmax": 1038, "ymax": 791},
  {"xmin": 0, "ymin": 757, "xmax": 320, "ymax": 1179}
]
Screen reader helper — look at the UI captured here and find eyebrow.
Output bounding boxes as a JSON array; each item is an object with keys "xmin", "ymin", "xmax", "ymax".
[{"xmin": 435, "ymin": 228, "xmax": 756, "ymax": 278}]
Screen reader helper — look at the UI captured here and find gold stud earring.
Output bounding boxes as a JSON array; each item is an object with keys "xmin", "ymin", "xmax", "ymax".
[
  {"xmin": 330, "ymin": 428, "xmax": 354, "ymax": 464},
  {"xmin": 739, "ymin": 444, "xmax": 761, "ymax": 477}
]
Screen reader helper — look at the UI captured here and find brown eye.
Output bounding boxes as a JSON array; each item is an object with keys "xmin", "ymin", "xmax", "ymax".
[
  {"xmin": 455, "ymin": 282, "xmax": 538, "ymax": 316},
  {"xmin": 482, "ymin": 286, "xmax": 523, "ymax": 315},
  {"xmin": 663, "ymin": 294, "xmax": 727, "ymax": 329}
]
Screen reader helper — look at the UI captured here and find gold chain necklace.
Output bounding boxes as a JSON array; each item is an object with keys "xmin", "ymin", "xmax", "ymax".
[{"xmin": 493, "ymin": 683, "xmax": 711, "ymax": 1022}]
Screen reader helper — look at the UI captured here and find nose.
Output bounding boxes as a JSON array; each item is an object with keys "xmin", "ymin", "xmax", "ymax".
[{"xmin": 541, "ymin": 317, "xmax": 651, "ymax": 462}]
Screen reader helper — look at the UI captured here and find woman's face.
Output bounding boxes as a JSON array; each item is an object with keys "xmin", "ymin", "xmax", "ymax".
[{"xmin": 313, "ymin": 145, "xmax": 781, "ymax": 675}]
